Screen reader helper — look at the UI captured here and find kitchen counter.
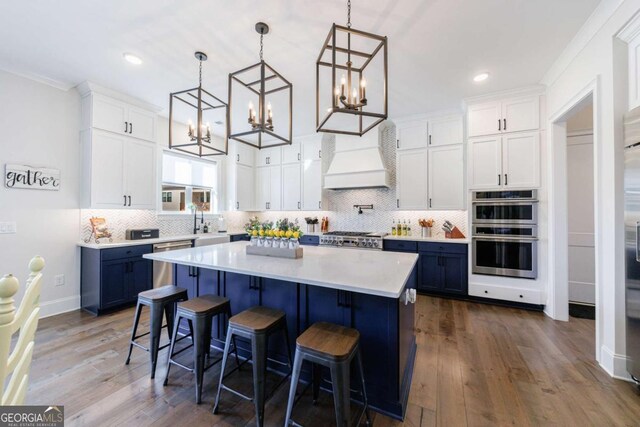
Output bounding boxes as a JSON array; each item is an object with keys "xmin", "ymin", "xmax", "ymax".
[
  {"xmin": 383, "ymin": 234, "xmax": 469, "ymax": 244},
  {"xmin": 77, "ymin": 231, "xmax": 246, "ymax": 249},
  {"xmin": 143, "ymin": 241, "xmax": 418, "ymax": 298}
]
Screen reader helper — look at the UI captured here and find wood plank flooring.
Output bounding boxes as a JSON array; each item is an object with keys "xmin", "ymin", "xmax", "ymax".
[{"xmin": 26, "ymin": 296, "xmax": 640, "ymax": 426}]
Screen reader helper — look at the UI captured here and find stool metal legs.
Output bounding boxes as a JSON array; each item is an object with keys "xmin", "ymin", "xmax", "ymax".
[
  {"xmin": 125, "ymin": 301, "xmax": 143, "ymax": 365},
  {"xmin": 284, "ymin": 346, "xmax": 370, "ymax": 427}
]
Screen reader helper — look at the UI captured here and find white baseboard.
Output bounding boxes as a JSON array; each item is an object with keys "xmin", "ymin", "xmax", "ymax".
[
  {"xmin": 600, "ymin": 345, "xmax": 633, "ymax": 381},
  {"xmin": 39, "ymin": 295, "xmax": 80, "ymax": 318}
]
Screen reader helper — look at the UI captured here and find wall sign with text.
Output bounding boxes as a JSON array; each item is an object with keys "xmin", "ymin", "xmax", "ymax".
[{"xmin": 4, "ymin": 164, "xmax": 60, "ymax": 190}]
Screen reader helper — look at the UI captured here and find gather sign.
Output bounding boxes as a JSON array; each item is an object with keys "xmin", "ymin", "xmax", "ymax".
[{"xmin": 4, "ymin": 164, "xmax": 60, "ymax": 191}]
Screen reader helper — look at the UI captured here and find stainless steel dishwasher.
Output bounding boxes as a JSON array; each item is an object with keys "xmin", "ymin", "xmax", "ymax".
[{"xmin": 152, "ymin": 240, "xmax": 193, "ymax": 288}]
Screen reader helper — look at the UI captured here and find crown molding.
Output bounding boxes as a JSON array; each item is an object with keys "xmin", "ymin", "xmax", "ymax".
[
  {"xmin": 76, "ymin": 81, "xmax": 163, "ymax": 112},
  {"xmin": 462, "ymin": 85, "xmax": 546, "ymax": 107}
]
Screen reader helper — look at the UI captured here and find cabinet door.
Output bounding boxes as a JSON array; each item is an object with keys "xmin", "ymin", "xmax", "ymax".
[
  {"xmin": 255, "ymin": 166, "xmax": 270, "ymax": 211},
  {"xmin": 128, "ymin": 107, "xmax": 156, "ymax": 142},
  {"xmin": 282, "ymin": 141, "xmax": 301, "ymax": 164},
  {"xmin": 91, "ymin": 130, "xmax": 126, "ymax": 207},
  {"xmin": 468, "ymin": 136, "xmax": 502, "ymax": 189},
  {"xmin": 101, "ymin": 260, "xmax": 129, "ymax": 308},
  {"xmin": 128, "ymin": 257, "xmax": 152, "ymax": 300},
  {"xmin": 418, "ymin": 252, "xmax": 441, "ymax": 291},
  {"xmin": 467, "ymin": 101, "xmax": 501, "ymax": 137},
  {"xmin": 269, "ymin": 166, "xmax": 282, "ymax": 210},
  {"xmin": 124, "ymin": 139, "xmax": 156, "ymax": 209},
  {"xmin": 282, "ymin": 163, "xmax": 301, "ymax": 210},
  {"xmin": 235, "ymin": 141, "xmax": 255, "ymax": 166},
  {"xmin": 428, "ymin": 116, "xmax": 463, "ymax": 147},
  {"xmin": 175, "ymin": 264, "xmax": 198, "ymax": 298},
  {"xmin": 260, "ymin": 279, "xmax": 299, "ymax": 363},
  {"xmin": 441, "ymin": 253, "xmax": 468, "ymax": 295},
  {"xmin": 304, "ymin": 286, "xmax": 350, "ymax": 327},
  {"xmin": 301, "ymin": 137, "xmax": 322, "ymax": 162},
  {"xmin": 236, "ymin": 164, "xmax": 255, "ymax": 211},
  {"xmin": 428, "ymin": 145, "xmax": 464, "ymax": 209},
  {"xmin": 397, "ymin": 120, "xmax": 428, "ymax": 150},
  {"xmin": 502, "ymin": 96, "xmax": 539, "ymax": 134},
  {"xmin": 396, "ymin": 149, "xmax": 428, "ymax": 209},
  {"xmin": 302, "ymin": 159, "xmax": 322, "ymax": 210},
  {"xmin": 502, "ymin": 132, "xmax": 539, "ymax": 188},
  {"xmin": 92, "ymin": 96, "xmax": 127, "ymax": 135}
]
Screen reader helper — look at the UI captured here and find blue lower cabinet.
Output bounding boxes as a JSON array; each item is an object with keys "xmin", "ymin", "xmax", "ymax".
[
  {"xmin": 259, "ymin": 278, "xmax": 299, "ymax": 366},
  {"xmin": 174, "ymin": 264, "xmax": 198, "ymax": 298},
  {"xmin": 81, "ymin": 245, "xmax": 153, "ymax": 315},
  {"xmin": 303, "ymin": 285, "xmax": 350, "ymax": 327},
  {"xmin": 417, "ymin": 242, "xmax": 468, "ymax": 295},
  {"xmin": 230, "ymin": 233, "xmax": 249, "ymax": 242}
]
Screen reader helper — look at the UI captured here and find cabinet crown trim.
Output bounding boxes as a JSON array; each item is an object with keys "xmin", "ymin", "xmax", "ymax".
[
  {"xmin": 76, "ymin": 81, "xmax": 162, "ymax": 112},
  {"xmin": 463, "ymin": 85, "xmax": 545, "ymax": 107}
]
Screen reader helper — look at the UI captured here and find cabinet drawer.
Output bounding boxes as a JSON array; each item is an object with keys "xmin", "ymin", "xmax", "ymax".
[
  {"xmin": 300, "ymin": 235, "xmax": 319, "ymax": 246},
  {"xmin": 383, "ymin": 239, "xmax": 418, "ymax": 252},
  {"xmin": 418, "ymin": 242, "xmax": 467, "ymax": 254},
  {"xmin": 468, "ymin": 283, "xmax": 542, "ymax": 305},
  {"xmin": 230, "ymin": 234, "xmax": 249, "ymax": 242},
  {"xmin": 101, "ymin": 244, "xmax": 153, "ymax": 261}
]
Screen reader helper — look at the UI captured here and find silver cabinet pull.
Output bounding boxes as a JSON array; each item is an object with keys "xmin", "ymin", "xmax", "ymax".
[
  {"xmin": 298, "ymin": 153, "xmax": 301, "ymax": 161},
  {"xmin": 318, "ymin": 150, "xmax": 321, "ymax": 159},
  {"xmin": 236, "ymin": 154, "xmax": 240, "ymax": 162},
  {"xmin": 236, "ymin": 201, "xmax": 239, "ymax": 209},
  {"xmin": 318, "ymin": 201, "xmax": 322, "ymax": 209},
  {"xmin": 298, "ymin": 201, "xmax": 301, "ymax": 210},
  {"xmin": 397, "ymin": 199, "xmax": 399, "ymax": 208}
]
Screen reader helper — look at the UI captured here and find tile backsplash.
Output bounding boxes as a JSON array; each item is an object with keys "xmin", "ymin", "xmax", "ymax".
[{"xmin": 80, "ymin": 121, "xmax": 467, "ymax": 241}]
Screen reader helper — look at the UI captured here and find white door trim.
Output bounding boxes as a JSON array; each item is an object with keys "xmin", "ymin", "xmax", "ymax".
[{"xmin": 546, "ymin": 76, "xmax": 601, "ymax": 363}]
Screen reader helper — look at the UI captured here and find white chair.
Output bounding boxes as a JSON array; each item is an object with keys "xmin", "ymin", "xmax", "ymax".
[{"xmin": 0, "ymin": 256, "xmax": 44, "ymax": 405}]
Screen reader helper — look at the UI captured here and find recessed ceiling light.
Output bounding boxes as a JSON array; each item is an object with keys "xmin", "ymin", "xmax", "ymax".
[
  {"xmin": 473, "ymin": 72, "xmax": 489, "ymax": 83},
  {"xmin": 123, "ymin": 53, "xmax": 142, "ymax": 65}
]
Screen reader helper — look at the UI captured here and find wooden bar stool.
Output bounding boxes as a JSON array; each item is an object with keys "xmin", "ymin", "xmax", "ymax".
[
  {"xmin": 163, "ymin": 294, "xmax": 240, "ymax": 404},
  {"xmin": 213, "ymin": 306, "xmax": 293, "ymax": 427},
  {"xmin": 284, "ymin": 322, "xmax": 371, "ymax": 427},
  {"xmin": 125, "ymin": 285, "xmax": 188, "ymax": 379}
]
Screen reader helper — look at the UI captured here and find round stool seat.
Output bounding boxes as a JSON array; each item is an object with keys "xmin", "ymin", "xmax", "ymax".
[
  {"xmin": 229, "ymin": 306, "xmax": 285, "ymax": 333},
  {"xmin": 138, "ymin": 285, "xmax": 188, "ymax": 303},
  {"xmin": 296, "ymin": 321, "xmax": 360, "ymax": 361},
  {"xmin": 177, "ymin": 294, "xmax": 229, "ymax": 317}
]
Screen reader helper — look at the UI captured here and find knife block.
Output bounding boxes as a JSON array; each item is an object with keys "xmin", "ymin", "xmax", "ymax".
[{"xmin": 445, "ymin": 226, "xmax": 465, "ymax": 239}]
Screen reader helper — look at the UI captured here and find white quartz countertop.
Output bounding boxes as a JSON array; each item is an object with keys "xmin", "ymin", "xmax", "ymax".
[
  {"xmin": 143, "ymin": 241, "xmax": 418, "ymax": 299},
  {"xmin": 77, "ymin": 231, "xmax": 245, "ymax": 249},
  {"xmin": 383, "ymin": 235, "xmax": 469, "ymax": 244}
]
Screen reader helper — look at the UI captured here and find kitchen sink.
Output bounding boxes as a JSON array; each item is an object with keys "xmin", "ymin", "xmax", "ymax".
[{"xmin": 193, "ymin": 234, "xmax": 230, "ymax": 247}]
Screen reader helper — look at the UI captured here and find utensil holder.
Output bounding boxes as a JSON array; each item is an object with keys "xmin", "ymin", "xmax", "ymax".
[
  {"xmin": 307, "ymin": 224, "xmax": 316, "ymax": 233},
  {"xmin": 421, "ymin": 227, "xmax": 432, "ymax": 238}
]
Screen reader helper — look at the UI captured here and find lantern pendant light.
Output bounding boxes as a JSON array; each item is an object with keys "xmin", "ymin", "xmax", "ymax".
[
  {"xmin": 316, "ymin": 0, "xmax": 388, "ymax": 136},
  {"xmin": 227, "ymin": 22, "xmax": 293, "ymax": 149},
  {"xmin": 169, "ymin": 52, "xmax": 229, "ymax": 157}
]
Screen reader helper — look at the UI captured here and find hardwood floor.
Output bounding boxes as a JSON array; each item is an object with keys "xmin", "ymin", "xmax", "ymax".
[{"xmin": 26, "ymin": 296, "xmax": 640, "ymax": 426}]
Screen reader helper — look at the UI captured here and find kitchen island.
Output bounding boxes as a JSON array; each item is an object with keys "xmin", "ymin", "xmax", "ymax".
[{"xmin": 144, "ymin": 241, "xmax": 418, "ymax": 420}]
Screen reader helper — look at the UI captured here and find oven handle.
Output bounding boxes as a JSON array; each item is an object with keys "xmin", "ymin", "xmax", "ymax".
[
  {"xmin": 472, "ymin": 200, "xmax": 539, "ymax": 205},
  {"xmin": 472, "ymin": 236, "xmax": 538, "ymax": 242}
]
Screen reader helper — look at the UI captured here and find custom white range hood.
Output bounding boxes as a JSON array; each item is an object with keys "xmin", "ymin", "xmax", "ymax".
[{"xmin": 324, "ymin": 131, "xmax": 390, "ymax": 190}]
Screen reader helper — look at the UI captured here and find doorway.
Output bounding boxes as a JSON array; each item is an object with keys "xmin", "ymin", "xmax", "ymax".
[{"xmin": 565, "ymin": 99, "xmax": 596, "ymax": 319}]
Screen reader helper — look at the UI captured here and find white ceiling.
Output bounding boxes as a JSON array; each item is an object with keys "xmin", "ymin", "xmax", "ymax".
[{"xmin": 0, "ymin": 0, "xmax": 600, "ymax": 136}]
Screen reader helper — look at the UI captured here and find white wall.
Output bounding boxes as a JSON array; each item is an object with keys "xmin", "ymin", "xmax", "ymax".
[
  {"xmin": 543, "ymin": 0, "xmax": 640, "ymax": 377},
  {"xmin": 0, "ymin": 69, "xmax": 81, "ymax": 317}
]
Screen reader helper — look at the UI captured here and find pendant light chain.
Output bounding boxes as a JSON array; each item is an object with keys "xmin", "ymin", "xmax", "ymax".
[
  {"xmin": 259, "ymin": 32, "xmax": 264, "ymax": 61},
  {"xmin": 198, "ymin": 58, "xmax": 203, "ymax": 87},
  {"xmin": 347, "ymin": 0, "xmax": 351, "ymax": 28}
]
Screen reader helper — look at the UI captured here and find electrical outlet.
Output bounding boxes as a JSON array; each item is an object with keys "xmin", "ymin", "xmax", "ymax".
[
  {"xmin": 54, "ymin": 274, "xmax": 65, "ymax": 287},
  {"xmin": 0, "ymin": 222, "xmax": 17, "ymax": 234}
]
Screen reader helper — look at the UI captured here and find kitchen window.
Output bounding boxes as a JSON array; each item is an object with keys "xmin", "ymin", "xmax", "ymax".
[{"xmin": 161, "ymin": 151, "xmax": 219, "ymax": 213}]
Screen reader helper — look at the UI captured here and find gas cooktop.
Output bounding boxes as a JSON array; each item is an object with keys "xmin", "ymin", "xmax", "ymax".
[{"xmin": 320, "ymin": 231, "xmax": 387, "ymax": 250}]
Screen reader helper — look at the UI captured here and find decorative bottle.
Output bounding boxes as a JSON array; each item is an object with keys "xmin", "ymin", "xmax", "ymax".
[{"xmin": 392, "ymin": 219, "xmax": 397, "ymax": 236}]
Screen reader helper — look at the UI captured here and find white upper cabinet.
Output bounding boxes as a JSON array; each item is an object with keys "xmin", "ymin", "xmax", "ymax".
[
  {"xmin": 468, "ymin": 136, "xmax": 502, "ymax": 189},
  {"xmin": 502, "ymin": 132, "xmax": 540, "ymax": 188},
  {"xmin": 302, "ymin": 159, "xmax": 323, "ymax": 211},
  {"xmin": 428, "ymin": 145, "xmax": 464, "ymax": 209},
  {"xmin": 235, "ymin": 164, "xmax": 254, "ymax": 211},
  {"xmin": 257, "ymin": 146, "xmax": 281, "ymax": 166},
  {"xmin": 255, "ymin": 164, "xmax": 282, "ymax": 211},
  {"xmin": 282, "ymin": 163, "xmax": 302, "ymax": 210},
  {"xmin": 396, "ymin": 121, "xmax": 428, "ymax": 150},
  {"xmin": 233, "ymin": 141, "xmax": 255, "ymax": 167},
  {"xmin": 467, "ymin": 95, "xmax": 539, "ymax": 137},
  {"xmin": 502, "ymin": 96, "xmax": 539, "ymax": 134},
  {"xmin": 429, "ymin": 115, "xmax": 464, "ymax": 147},
  {"xmin": 82, "ymin": 129, "xmax": 156, "ymax": 209},
  {"xmin": 84, "ymin": 93, "xmax": 157, "ymax": 142},
  {"xmin": 282, "ymin": 141, "xmax": 301, "ymax": 164},
  {"xmin": 468, "ymin": 132, "xmax": 539, "ymax": 189},
  {"xmin": 396, "ymin": 149, "xmax": 428, "ymax": 209},
  {"xmin": 467, "ymin": 101, "xmax": 501, "ymax": 137},
  {"xmin": 302, "ymin": 137, "xmax": 322, "ymax": 162}
]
